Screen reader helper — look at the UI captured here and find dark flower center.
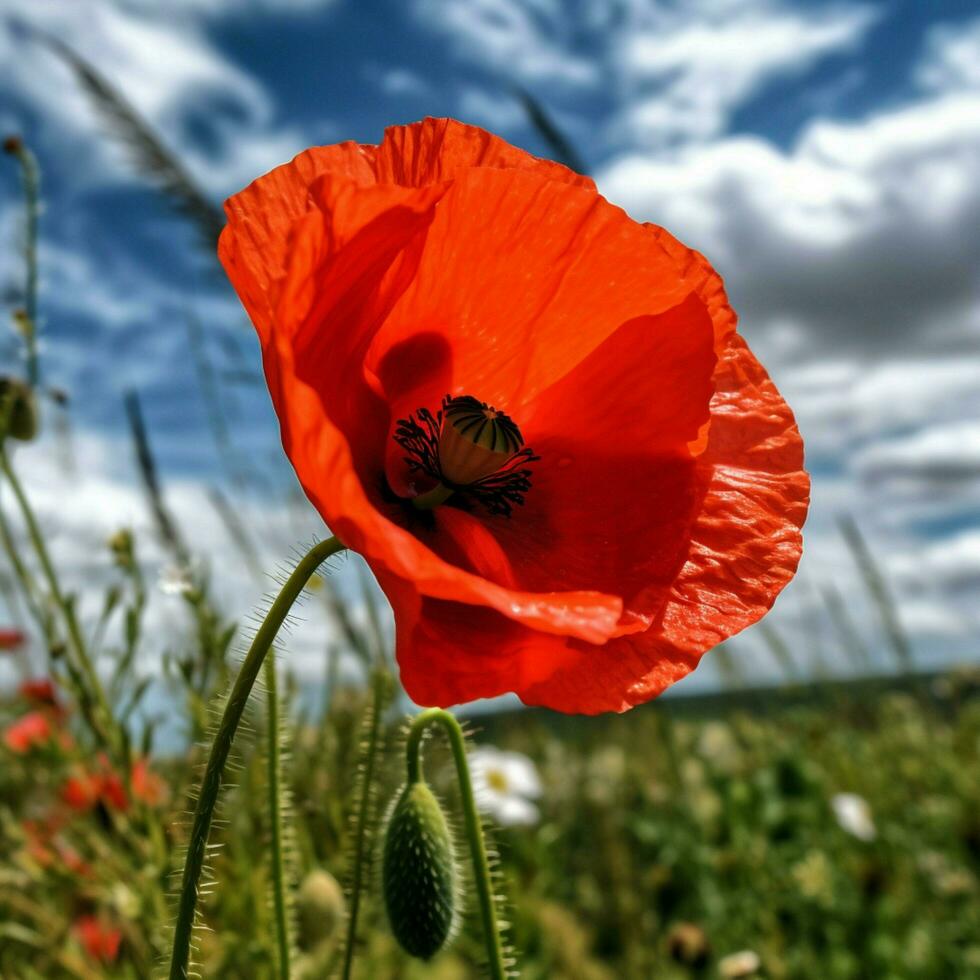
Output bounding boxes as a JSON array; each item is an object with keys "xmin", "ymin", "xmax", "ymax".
[{"xmin": 394, "ymin": 394, "xmax": 539, "ymax": 516}]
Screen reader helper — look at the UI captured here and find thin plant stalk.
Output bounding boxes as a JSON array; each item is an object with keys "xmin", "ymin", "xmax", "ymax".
[
  {"xmin": 0, "ymin": 495, "xmax": 47, "ymax": 636},
  {"xmin": 168, "ymin": 534, "xmax": 344, "ymax": 980},
  {"xmin": 339, "ymin": 666, "xmax": 390, "ymax": 980},
  {"xmin": 264, "ymin": 654, "xmax": 291, "ymax": 980},
  {"xmin": 5, "ymin": 137, "xmax": 40, "ymax": 387},
  {"xmin": 406, "ymin": 709, "xmax": 508, "ymax": 980},
  {"xmin": 0, "ymin": 446, "xmax": 116, "ymax": 749},
  {"xmin": 839, "ymin": 516, "xmax": 914, "ymax": 673}
]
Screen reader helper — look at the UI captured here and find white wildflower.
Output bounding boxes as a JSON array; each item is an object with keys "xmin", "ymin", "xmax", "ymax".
[
  {"xmin": 831, "ymin": 792, "xmax": 877, "ymax": 842},
  {"xmin": 719, "ymin": 949, "xmax": 761, "ymax": 977},
  {"xmin": 158, "ymin": 563, "xmax": 194, "ymax": 596},
  {"xmin": 468, "ymin": 746, "xmax": 542, "ymax": 827}
]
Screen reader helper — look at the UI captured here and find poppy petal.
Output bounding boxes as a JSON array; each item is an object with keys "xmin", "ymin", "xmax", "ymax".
[
  {"xmin": 219, "ymin": 143, "xmax": 377, "ymax": 344},
  {"xmin": 375, "ymin": 116, "xmax": 594, "ymax": 190}
]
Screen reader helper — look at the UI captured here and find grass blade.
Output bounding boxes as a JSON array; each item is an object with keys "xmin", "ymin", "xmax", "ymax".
[{"xmin": 38, "ymin": 33, "xmax": 224, "ymax": 249}]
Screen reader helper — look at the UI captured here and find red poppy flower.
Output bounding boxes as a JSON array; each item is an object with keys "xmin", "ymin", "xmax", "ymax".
[
  {"xmin": 220, "ymin": 118, "xmax": 808, "ymax": 713},
  {"xmin": 62, "ymin": 756, "xmax": 164, "ymax": 812},
  {"xmin": 4, "ymin": 710, "xmax": 55, "ymax": 753},
  {"xmin": 18, "ymin": 677, "xmax": 60, "ymax": 708},
  {"xmin": 0, "ymin": 626, "xmax": 26, "ymax": 651},
  {"xmin": 73, "ymin": 915, "xmax": 122, "ymax": 964},
  {"xmin": 131, "ymin": 756, "xmax": 168, "ymax": 806},
  {"xmin": 62, "ymin": 769, "xmax": 106, "ymax": 811},
  {"xmin": 22, "ymin": 819, "xmax": 92, "ymax": 877}
]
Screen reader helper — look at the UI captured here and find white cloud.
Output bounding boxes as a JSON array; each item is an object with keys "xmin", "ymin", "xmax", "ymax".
[
  {"xmin": 412, "ymin": 0, "xmax": 876, "ymax": 147},
  {"xmin": 917, "ymin": 14, "xmax": 980, "ymax": 93},
  {"xmin": 598, "ymin": 90, "xmax": 980, "ymax": 357},
  {"xmin": 411, "ymin": 0, "xmax": 599, "ymax": 87},
  {"xmin": 856, "ymin": 422, "xmax": 980, "ymax": 484},
  {"xmin": 373, "ymin": 67, "xmax": 432, "ymax": 98},
  {"xmin": 456, "ymin": 87, "xmax": 527, "ymax": 132},
  {"xmin": 618, "ymin": 2, "xmax": 877, "ymax": 145},
  {"xmin": 118, "ymin": 0, "xmax": 340, "ymax": 17},
  {"xmin": 1, "ymin": 0, "xmax": 316, "ymax": 198}
]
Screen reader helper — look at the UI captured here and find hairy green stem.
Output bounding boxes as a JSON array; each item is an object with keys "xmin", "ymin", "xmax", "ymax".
[
  {"xmin": 169, "ymin": 535, "xmax": 345, "ymax": 980},
  {"xmin": 406, "ymin": 709, "xmax": 507, "ymax": 980},
  {"xmin": 264, "ymin": 654, "xmax": 291, "ymax": 980},
  {"xmin": 0, "ymin": 447, "xmax": 116, "ymax": 750},
  {"xmin": 339, "ymin": 667, "xmax": 389, "ymax": 980}
]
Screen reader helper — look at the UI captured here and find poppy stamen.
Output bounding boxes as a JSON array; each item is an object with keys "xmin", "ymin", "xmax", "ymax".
[{"xmin": 394, "ymin": 395, "xmax": 539, "ymax": 517}]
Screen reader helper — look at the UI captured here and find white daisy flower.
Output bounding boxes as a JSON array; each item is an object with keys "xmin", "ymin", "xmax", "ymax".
[
  {"xmin": 719, "ymin": 949, "xmax": 761, "ymax": 977},
  {"xmin": 831, "ymin": 792, "xmax": 877, "ymax": 842},
  {"xmin": 468, "ymin": 746, "xmax": 542, "ymax": 827},
  {"xmin": 158, "ymin": 563, "xmax": 194, "ymax": 596}
]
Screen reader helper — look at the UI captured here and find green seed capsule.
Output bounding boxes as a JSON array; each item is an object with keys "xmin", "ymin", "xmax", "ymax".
[
  {"xmin": 0, "ymin": 376, "xmax": 38, "ymax": 442},
  {"xmin": 382, "ymin": 780, "xmax": 457, "ymax": 960}
]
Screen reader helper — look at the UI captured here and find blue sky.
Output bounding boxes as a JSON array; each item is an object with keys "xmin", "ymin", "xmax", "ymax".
[{"xmin": 1, "ymin": 0, "xmax": 979, "ymax": 700}]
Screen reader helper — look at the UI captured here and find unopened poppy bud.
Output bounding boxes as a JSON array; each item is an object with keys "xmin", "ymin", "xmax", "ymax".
[
  {"xmin": 667, "ymin": 921, "xmax": 711, "ymax": 968},
  {"xmin": 382, "ymin": 780, "xmax": 458, "ymax": 959},
  {"xmin": 438, "ymin": 395, "xmax": 524, "ymax": 485},
  {"xmin": 297, "ymin": 868, "xmax": 345, "ymax": 947},
  {"xmin": 3, "ymin": 135, "xmax": 22, "ymax": 155},
  {"xmin": 0, "ymin": 376, "xmax": 38, "ymax": 442},
  {"xmin": 107, "ymin": 529, "xmax": 135, "ymax": 570}
]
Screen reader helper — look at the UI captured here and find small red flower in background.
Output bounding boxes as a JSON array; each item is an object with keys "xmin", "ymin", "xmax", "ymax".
[
  {"xmin": 22, "ymin": 819, "xmax": 91, "ymax": 878},
  {"xmin": 0, "ymin": 626, "xmax": 26, "ymax": 651},
  {"xmin": 18, "ymin": 677, "xmax": 60, "ymax": 709},
  {"xmin": 4, "ymin": 710, "xmax": 56, "ymax": 752},
  {"xmin": 62, "ymin": 756, "xmax": 166, "ymax": 812},
  {"xmin": 131, "ymin": 756, "xmax": 168, "ymax": 806},
  {"xmin": 73, "ymin": 915, "xmax": 122, "ymax": 964},
  {"xmin": 220, "ymin": 118, "xmax": 808, "ymax": 713}
]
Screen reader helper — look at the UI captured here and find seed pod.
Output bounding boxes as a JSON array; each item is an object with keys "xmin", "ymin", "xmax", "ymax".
[
  {"xmin": 0, "ymin": 376, "xmax": 38, "ymax": 442},
  {"xmin": 382, "ymin": 780, "xmax": 457, "ymax": 960},
  {"xmin": 297, "ymin": 868, "xmax": 345, "ymax": 948}
]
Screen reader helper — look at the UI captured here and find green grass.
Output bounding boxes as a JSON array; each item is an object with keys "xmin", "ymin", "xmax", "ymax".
[{"xmin": 1, "ymin": 667, "xmax": 978, "ymax": 978}]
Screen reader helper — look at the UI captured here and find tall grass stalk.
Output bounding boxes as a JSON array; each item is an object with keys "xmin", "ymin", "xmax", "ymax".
[
  {"xmin": 4, "ymin": 137, "xmax": 40, "ymax": 387},
  {"xmin": 839, "ymin": 516, "xmax": 914, "ymax": 673},
  {"xmin": 0, "ymin": 446, "xmax": 117, "ymax": 753}
]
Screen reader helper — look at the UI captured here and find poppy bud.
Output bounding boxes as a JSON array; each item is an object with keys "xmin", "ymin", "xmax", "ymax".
[
  {"xmin": 0, "ymin": 376, "xmax": 38, "ymax": 442},
  {"xmin": 3, "ymin": 135, "xmax": 22, "ymax": 155},
  {"xmin": 297, "ymin": 868, "xmax": 345, "ymax": 947},
  {"xmin": 107, "ymin": 529, "xmax": 135, "ymax": 570},
  {"xmin": 438, "ymin": 395, "xmax": 524, "ymax": 486},
  {"xmin": 382, "ymin": 780, "xmax": 458, "ymax": 959}
]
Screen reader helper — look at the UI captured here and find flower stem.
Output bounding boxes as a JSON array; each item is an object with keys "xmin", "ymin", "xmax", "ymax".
[
  {"xmin": 168, "ymin": 535, "xmax": 345, "ymax": 980},
  {"xmin": 406, "ymin": 709, "xmax": 508, "ymax": 980},
  {"xmin": 339, "ymin": 666, "xmax": 390, "ymax": 980},
  {"xmin": 264, "ymin": 653, "xmax": 291, "ymax": 980}
]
